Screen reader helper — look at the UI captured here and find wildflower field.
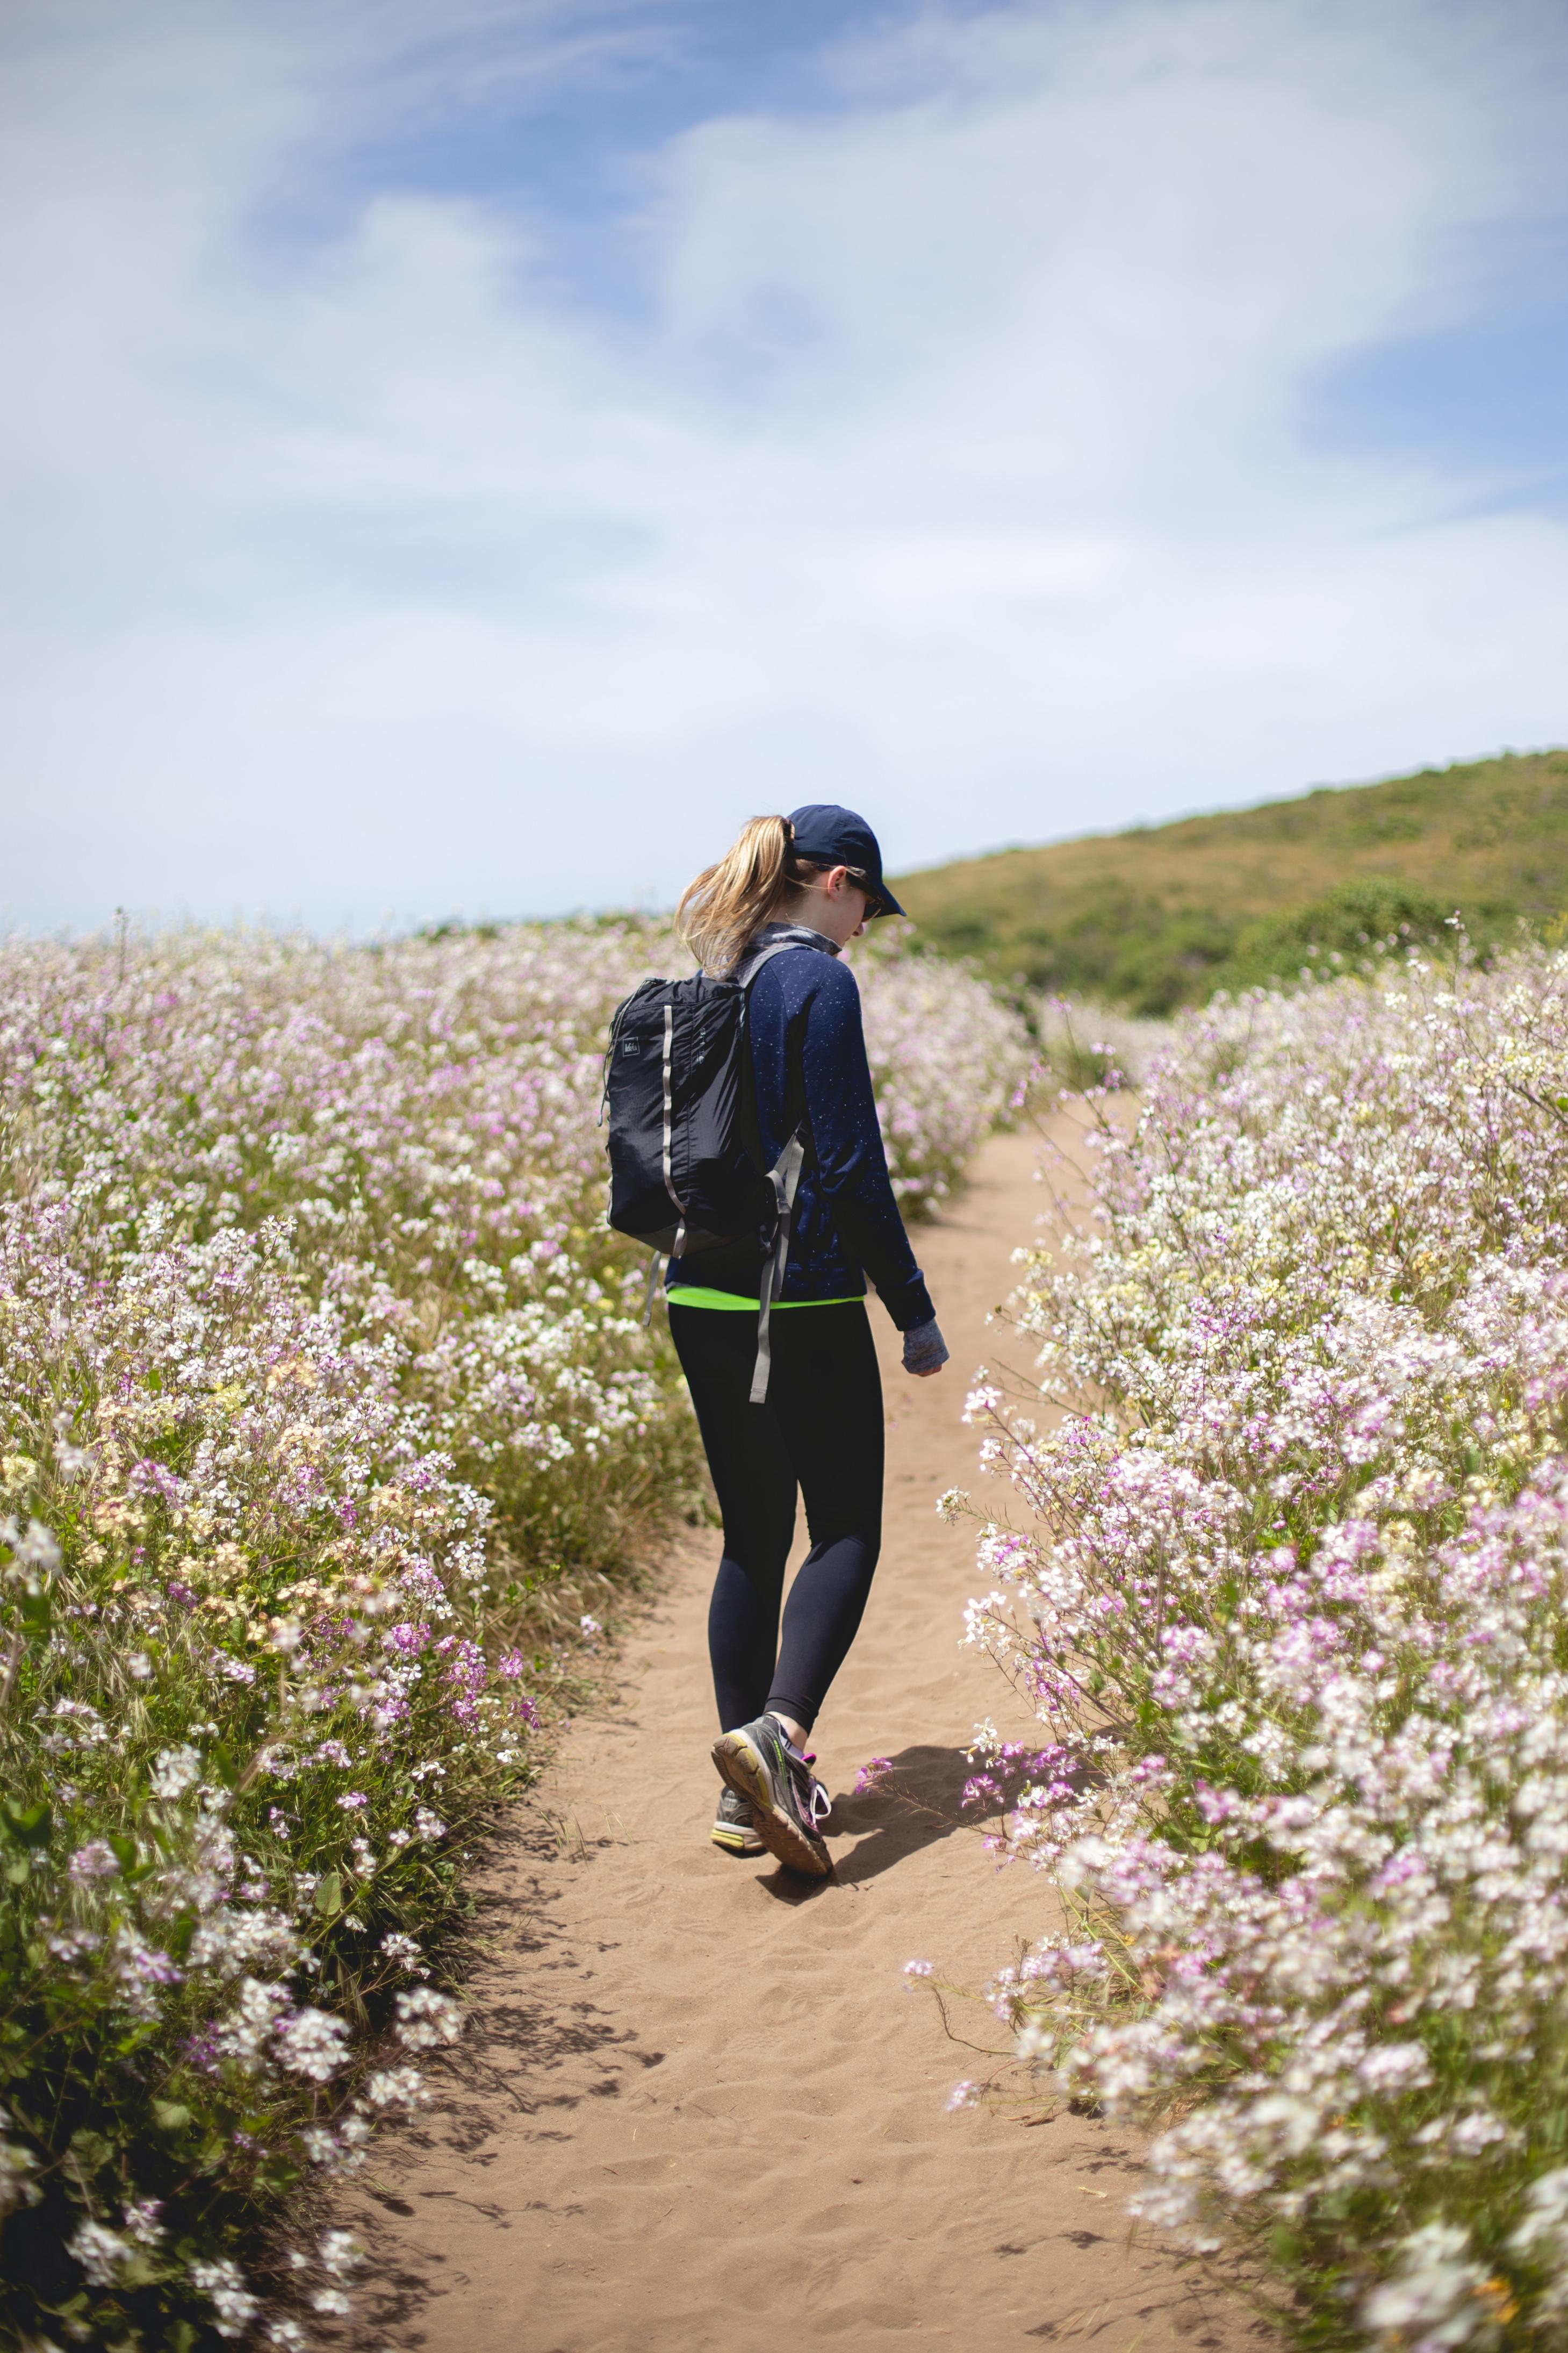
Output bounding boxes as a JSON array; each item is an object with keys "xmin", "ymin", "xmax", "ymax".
[
  {"xmin": 963, "ymin": 946, "xmax": 1568, "ymax": 2346},
  {"xmin": 0, "ymin": 918, "xmax": 1025, "ymax": 2350}
]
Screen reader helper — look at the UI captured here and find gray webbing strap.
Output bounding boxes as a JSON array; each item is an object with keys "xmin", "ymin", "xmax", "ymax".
[
  {"xmin": 739, "ymin": 940, "xmax": 812, "ymax": 1406},
  {"xmin": 737, "ymin": 937, "xmax": 805, "ymax": 989},
  {"xmin": 660, "ymin": 1005, "xmax": 682, "ymax": 1222},
  {"xmin": 750, "ymin": 1134, "xmax": 805, "ymax": 1405}
]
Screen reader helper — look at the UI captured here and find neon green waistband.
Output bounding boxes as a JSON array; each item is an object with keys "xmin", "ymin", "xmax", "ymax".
[{"xmin": 666, "ymin": 1286, "xmax": 864, "ymax": 1312}]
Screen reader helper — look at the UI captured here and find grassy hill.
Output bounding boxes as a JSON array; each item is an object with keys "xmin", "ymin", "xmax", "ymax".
[{"xmin": 891, "ymin": 748, "xmax": 1568, "ymax": 1014}]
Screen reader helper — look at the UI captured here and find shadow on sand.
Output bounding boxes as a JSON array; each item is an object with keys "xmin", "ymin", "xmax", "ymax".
[{"xmin": 756, "ymin": 1741, "xmax": 1003, "ymax": 1902}]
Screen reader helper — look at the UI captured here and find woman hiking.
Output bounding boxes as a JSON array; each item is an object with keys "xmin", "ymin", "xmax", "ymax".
[{"xmin": 669, "ymin": 805, "xmax": 950, "ymax": 1877}]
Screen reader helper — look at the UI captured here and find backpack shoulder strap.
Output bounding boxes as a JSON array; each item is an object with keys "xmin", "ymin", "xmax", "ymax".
[
  {"xmin": 735, "ymin": 939, "xmax": 821, "ymax": 1404},
  {"xmin": 738, "ymin": 938, "xmax": 810, "ymax": 989}
]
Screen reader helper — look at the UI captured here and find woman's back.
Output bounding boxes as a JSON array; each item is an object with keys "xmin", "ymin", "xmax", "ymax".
[
  {"xmin": 668, "ymin": 921, "xmax": 933, "ymax": 1327},
  {"xmin": 664, "ymin": 804, "xmax": 949, "ymax": 1880}
]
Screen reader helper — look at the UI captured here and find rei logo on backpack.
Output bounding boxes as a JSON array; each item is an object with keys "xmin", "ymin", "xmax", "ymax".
[{"xmin": 601, "ymin": 941, "xmax": 804, "ymax": 1403}]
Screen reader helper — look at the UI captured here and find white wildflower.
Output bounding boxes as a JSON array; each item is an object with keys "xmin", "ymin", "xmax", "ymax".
[
  {"xmin": 189, "ymin": 2255, "xmax": 260, "ymax": 2339},
  {"xmin": 149, "ymin": 1742, "xmax": 202, "ymax": 1799},
  {"xmin": 11, "ymin": 1519, "xmax": 61, "ymax": 1575},
  {"xmin": 318, "ymin": 2227, "xmax": 364, "ymax": 2277},
  {"xmin": 274, "ymin": 2004, "xmax": 350, "ymax": 2083},
  {"xmin": 215, "ymin": 1975, "xmax": 290, "ymax": 2068},
  {"xmin": 361, "ymin": 2065, "xmax": 428, "ymax": 2111},
  {"xmin": 1361, "ymin": 2222, "xmax": 1493, "ymax": 2344},
  {"xmin": 123, "ymin": 2196, "xmax": 164, "ymax": 2244},
  {"xmin": 394, "ymin": 1986, "xmax": 462, "ymax": 2051},
  {"xmin": 69, "ymin": 2218, "xmax": 133, "ymax": 2285}
]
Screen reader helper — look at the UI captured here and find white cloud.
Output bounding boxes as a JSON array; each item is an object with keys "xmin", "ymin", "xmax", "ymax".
[{"xmin": 2, "ymin": 0, "xmax": 1566, "ymax": 929}]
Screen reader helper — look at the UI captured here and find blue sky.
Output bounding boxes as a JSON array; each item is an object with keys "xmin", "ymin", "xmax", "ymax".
[{"xmin": 2, "ymin": 0, "xmax": 1566, "ymax": 931}]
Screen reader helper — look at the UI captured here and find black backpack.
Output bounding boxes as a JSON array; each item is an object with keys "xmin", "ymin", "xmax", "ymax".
[{"xmin": 602, "ymin": 941, "xmax": 804, "ymax": 1402}]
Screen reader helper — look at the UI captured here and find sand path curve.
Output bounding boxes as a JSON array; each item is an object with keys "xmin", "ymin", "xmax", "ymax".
[{"xmin": 343, "ymin": 1128, "xmax": 1256, "ymax": 2352}]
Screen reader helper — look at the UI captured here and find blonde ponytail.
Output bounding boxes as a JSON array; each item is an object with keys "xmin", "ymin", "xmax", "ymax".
[{"xmin": 675, "ymin": 815, "xmax": 820, "ymax": 975}]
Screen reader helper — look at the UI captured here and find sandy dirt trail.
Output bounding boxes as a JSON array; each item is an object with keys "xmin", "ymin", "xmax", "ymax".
[{"xmin": 344, "ymin": 1129, "xmax": 1256, "ymax": 2352}]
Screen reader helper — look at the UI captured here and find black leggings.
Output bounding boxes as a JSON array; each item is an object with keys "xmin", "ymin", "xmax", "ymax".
[{"xmin": 670, "ymin": 1301, "xmax": 884, "ymax": 1737}]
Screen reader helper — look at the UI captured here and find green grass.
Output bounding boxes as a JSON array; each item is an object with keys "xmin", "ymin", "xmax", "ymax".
[{"xmin": 891, "ymin": 747, "xmax": 1568, "ymax": 1014}]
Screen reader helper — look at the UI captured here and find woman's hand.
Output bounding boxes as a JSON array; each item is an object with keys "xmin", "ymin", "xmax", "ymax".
[{"xmin": 901, "ymin": 1318, "xmax": 950, "ymax": 1378}]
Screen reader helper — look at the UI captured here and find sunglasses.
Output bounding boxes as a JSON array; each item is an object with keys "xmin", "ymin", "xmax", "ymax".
[
  {"xmin": 795, "ymin": 856, "xmax": 886, "ymax": 916},
  {"xmin": 844, "ymin": 868, "xmax": 889, "ymax": 916}
]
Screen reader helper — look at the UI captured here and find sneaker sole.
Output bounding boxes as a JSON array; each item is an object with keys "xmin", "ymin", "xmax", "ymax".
[{"xmin": 711, "ymin": 1731, "xmax": 832, "ymax": 1877}]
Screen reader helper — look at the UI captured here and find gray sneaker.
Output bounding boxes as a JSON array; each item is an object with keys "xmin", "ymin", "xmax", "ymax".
[
  {"xmin": 711, "ymin": 1713, "xmax": 832, "ymax": 1877},
  {"xmin": 711, "ymin": 1785, "xmax": 764, "ymax": 1856}
]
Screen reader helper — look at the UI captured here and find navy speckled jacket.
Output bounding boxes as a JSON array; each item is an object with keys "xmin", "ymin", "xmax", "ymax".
[{"xmin": 667, "ymin": 924, "xmax": 936, "ymax": 1330}]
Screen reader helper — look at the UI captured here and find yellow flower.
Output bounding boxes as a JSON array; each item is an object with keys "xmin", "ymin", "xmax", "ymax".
[{"xmin": 1474, "ymin": 2278, "xmax": 1518, "ymax": 2322}]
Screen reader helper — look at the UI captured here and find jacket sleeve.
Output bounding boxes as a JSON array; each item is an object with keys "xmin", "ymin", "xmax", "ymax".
[{"xmin": 797, "ymin": 960, "xmax": 936, "ymax": 1332}]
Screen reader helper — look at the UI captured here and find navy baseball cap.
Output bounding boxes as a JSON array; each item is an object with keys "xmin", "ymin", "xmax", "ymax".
[{"xmin": 786, "ymin": 804, "xmax": 906, "ymax": 919}]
